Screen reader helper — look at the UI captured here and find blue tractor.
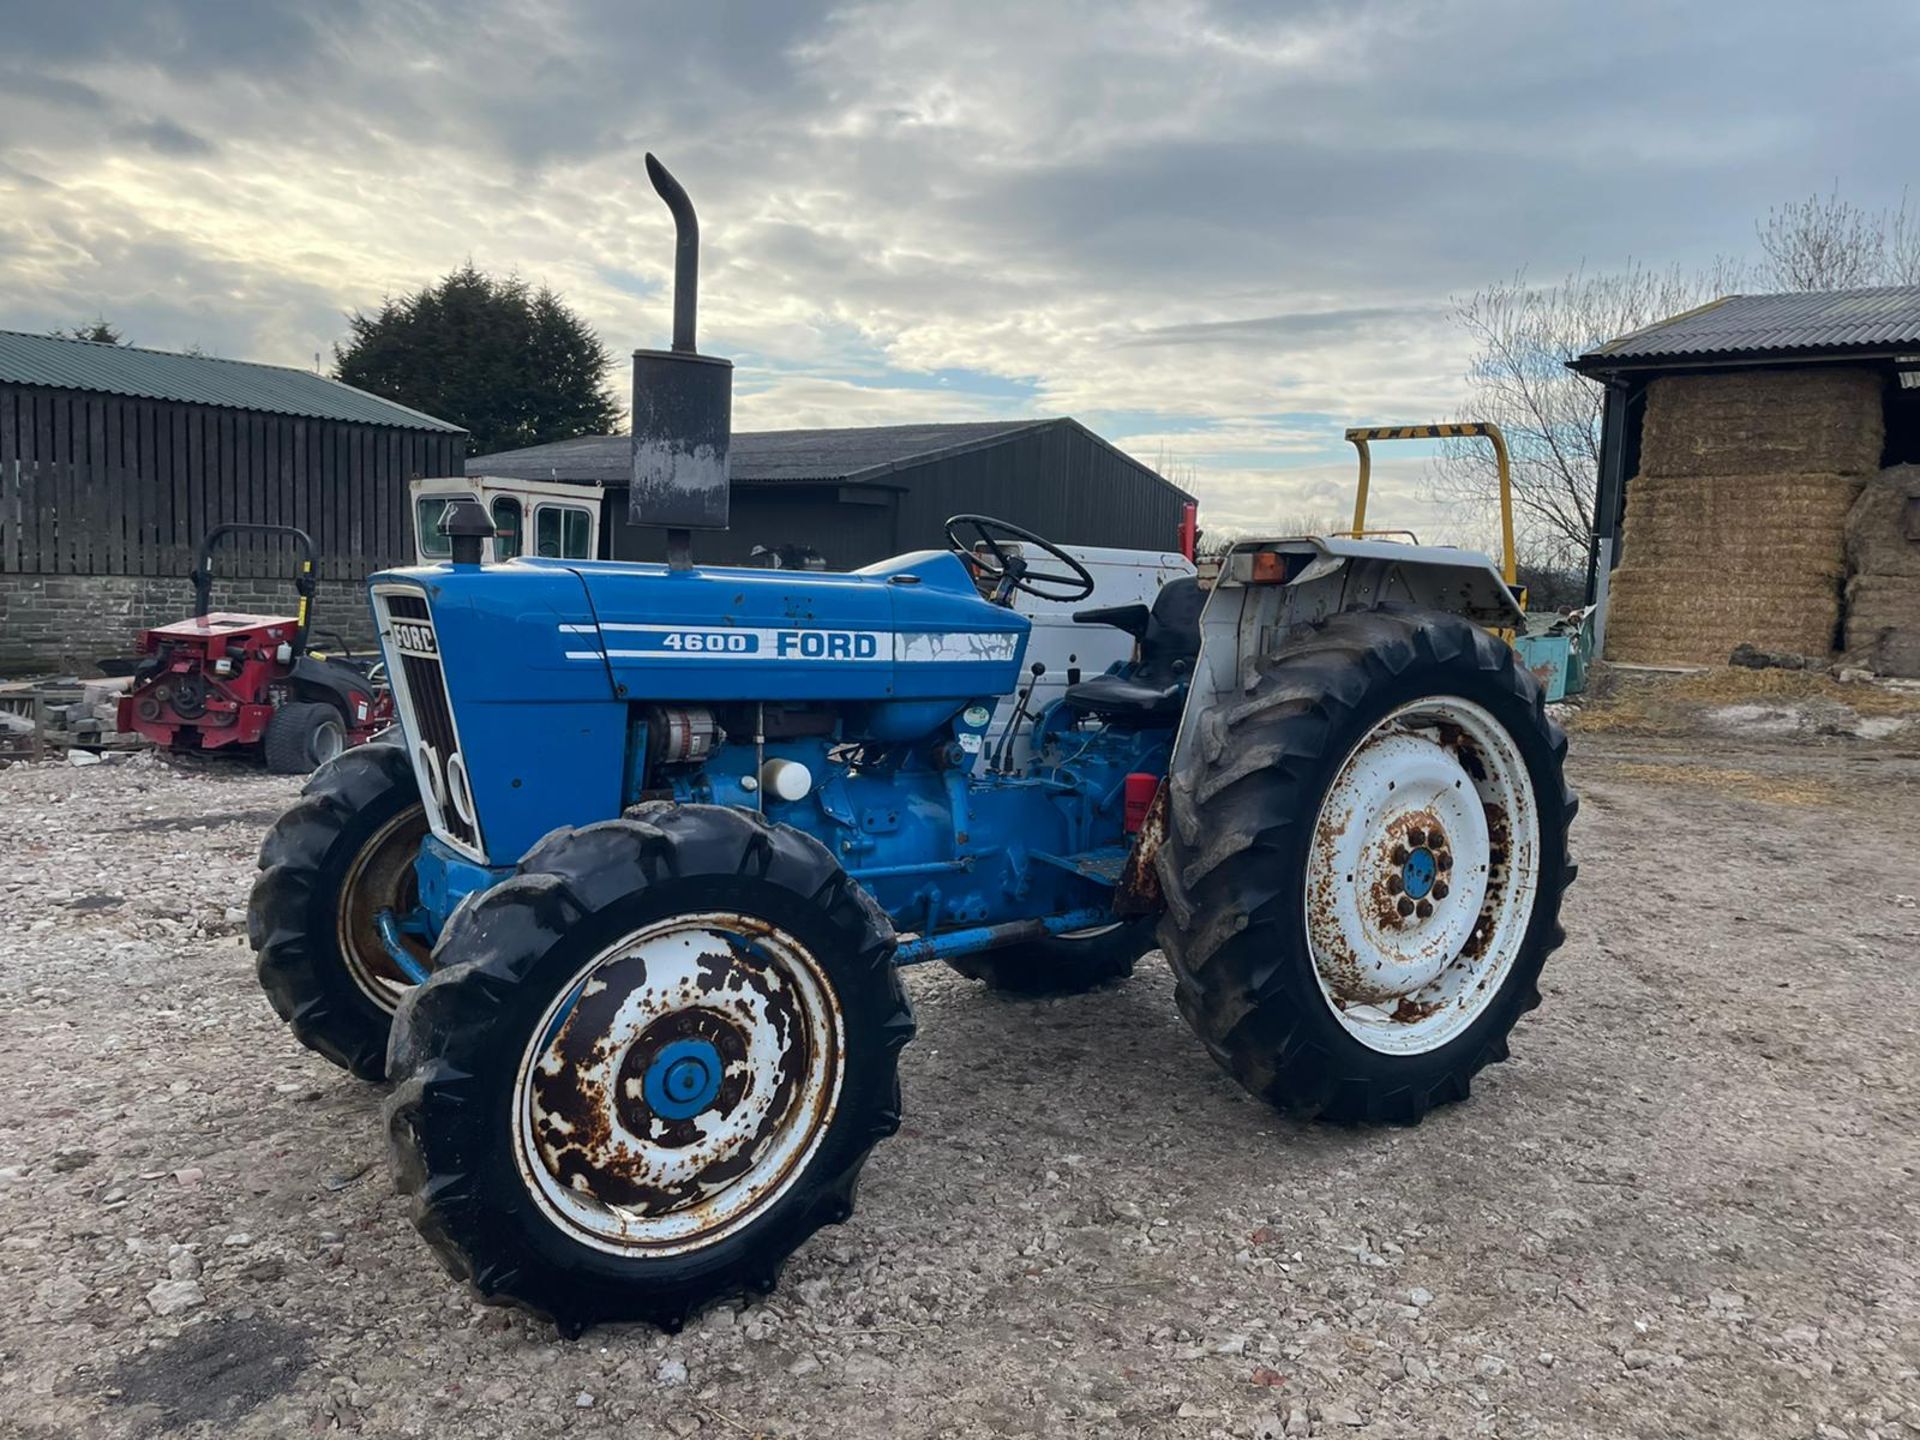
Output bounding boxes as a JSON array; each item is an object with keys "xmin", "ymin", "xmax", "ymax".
[{"xmin": 247, "ymin": 159, "xmax": 1575, "ymax": 1334}]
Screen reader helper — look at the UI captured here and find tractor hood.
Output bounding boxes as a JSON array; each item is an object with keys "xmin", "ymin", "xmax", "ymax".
[{"xmin": 563, "ymin": 549, "xmax": 1029, "ymax": 703}]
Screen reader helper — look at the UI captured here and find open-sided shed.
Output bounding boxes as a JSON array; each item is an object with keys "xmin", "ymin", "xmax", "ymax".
[{"xmin": 1573, "ymin": 287, "xmax": 1920, "ymax": 669}]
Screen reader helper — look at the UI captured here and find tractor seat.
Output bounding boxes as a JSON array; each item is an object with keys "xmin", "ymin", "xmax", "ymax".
[{"xmin": 1061, "ymin": 576, "xmax": 1205, "ymax": 726}]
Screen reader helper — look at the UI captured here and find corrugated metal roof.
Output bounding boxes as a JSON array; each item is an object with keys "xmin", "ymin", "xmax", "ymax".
[
  {"xmin": 1575, "ymin": 285, "xmax": 1920, "ymax": 371},
  {"xmin": 0, "ymin": 329, "xmax": 466, "ymax": 432},
  {"xmin": 472, "ymin": 419, "xmax": 1054, "ymax": 485}
]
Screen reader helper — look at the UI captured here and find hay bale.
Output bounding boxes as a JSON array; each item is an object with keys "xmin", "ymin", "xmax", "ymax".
[
  {"xmin": 1846, "ymin": 464, "xmax": 1920, "ymax": 578},
  {"xmin": 1639, "ymin": 368, "xmax": 1884, "ymax": 478},
  {"xmin": 1842, "ymin": 573, "xmax": 1920, "ymax": 677},
  {"xmin": 1604, "ymin": 470, "xmax": 1860, "ymax": 664}
]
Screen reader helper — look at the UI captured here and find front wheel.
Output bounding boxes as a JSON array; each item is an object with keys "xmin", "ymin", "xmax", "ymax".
[
  {"xmin": 385, "ymin": 805, "xmax": 913, "ymax": 1334},
  {"xmin": 249, "ymin": 739, "xmax": 427, "ymax": 1080},
  {"xmin": 1156, "ymin": 609, "xmax": 1576, "ymax": 1124}
]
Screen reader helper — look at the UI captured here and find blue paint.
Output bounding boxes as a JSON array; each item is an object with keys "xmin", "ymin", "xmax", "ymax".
[
  {"xmin": 1402, "ymin": 848, "xmax": 1437, "ymax": 902},
  {"xmin": 643, "ymin": 1037, "xmax": 724, "ymax": 1120},
  {"xmin": 374, "ymin": 909, "xmax": 432, "ymax": 985},
  {"xmin": 372, "ymin": 542, "xmax": 1183, "ymax": 962},
  {"xmin": 892, "ymin": 907, "xmax": 1115, "ymax": 965}
]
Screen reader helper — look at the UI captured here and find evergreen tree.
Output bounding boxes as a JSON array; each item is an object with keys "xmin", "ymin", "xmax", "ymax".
[
  {"xmin": 334, "ymin": 265, "xmax": 620, "ymax": 455},
  {"xmin": 55, "ymin": 319, "xmax": 125, "ymax": 344}
]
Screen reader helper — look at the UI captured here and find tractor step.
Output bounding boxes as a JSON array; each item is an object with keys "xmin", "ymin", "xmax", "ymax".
[{"xmin": 1031, "ymin": 846, "xmax": 1129, "ymax": 886}]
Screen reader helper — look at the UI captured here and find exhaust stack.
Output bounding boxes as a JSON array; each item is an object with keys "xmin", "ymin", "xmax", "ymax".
[{"xmin": 631, "ymin": 152, "xmax": 732, "ymax": 566}]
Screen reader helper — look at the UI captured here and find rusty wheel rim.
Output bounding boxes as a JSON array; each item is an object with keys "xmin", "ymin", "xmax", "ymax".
[
  {"xmin": 334, "ymin": 803, "xmax": 430, "ymax": 1014},
  {"xmin": 513, "ymin": 912, "xmax": 844, "ymax": 1256},
  {"xmin": 1304, "ymin": 696, "xmax": 1540, "ymax": 1055}
]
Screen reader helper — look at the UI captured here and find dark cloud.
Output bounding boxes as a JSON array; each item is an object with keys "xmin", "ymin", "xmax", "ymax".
[
  {"xmin": 1129, "ymin": 306, "xmax": 1441, "ymax": 348},
  {"xmin": 112, "ymin": 118, "xmax": 216, "ymax": 158}
]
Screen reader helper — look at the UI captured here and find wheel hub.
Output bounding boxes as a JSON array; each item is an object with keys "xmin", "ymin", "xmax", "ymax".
[
  {"xmin": 514, "ymin": 913, "xmax": 842, "ymax": 1255},
  {"xmin": 1399, "ymin": 845, "xmax": 1437, "ymax": 901},
  {"xmin": 638, "ymin": 1036, "xmax": 726, "ymax": 1121}
]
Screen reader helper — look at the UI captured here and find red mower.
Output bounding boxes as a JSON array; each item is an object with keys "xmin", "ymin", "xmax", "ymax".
[{"xmin": 117, "ymin": 525, "xmax": 394, "ymax": 773}]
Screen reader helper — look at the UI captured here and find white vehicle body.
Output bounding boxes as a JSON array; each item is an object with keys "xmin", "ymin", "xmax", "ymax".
[{"xmin": 410, "ymin": 476, "xmax": 603, "ymax": 564}]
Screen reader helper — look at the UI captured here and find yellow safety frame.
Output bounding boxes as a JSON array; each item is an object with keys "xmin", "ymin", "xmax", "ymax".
[{"xmin": 1343, "ymin": 422, "xmax": 1516, "ymax": 585}]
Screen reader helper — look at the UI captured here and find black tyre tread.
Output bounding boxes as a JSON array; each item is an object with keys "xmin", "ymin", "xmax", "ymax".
[
  {"xmin": 1156, "ymin": 608, "xmax": 1577, "ymax": 1125},
  {"xmin": 946, "ymin": 917, "xmax": 1157, "ymax": 996},
  {"xmin": 384, "ymin": 802, "xmax": 913, "ymax": 1334},
  {"xmin": 263, "ymin": 700, "xmax": 344, "ymax": 775},
  {"xmin": 250, "ymin": 739, "xmax": 419, "ymax": 1080}
]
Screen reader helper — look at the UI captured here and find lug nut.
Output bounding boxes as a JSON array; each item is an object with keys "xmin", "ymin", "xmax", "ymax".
[
  {"xmin": 1408, "ymin": 827, "xmax": 1427, "ymax": 847},
  {"xmin": 1435, "ymin": 851, "xmax": 1452, "ymax": 870},
  {"xmin": 1386, "ymin": 874, "xmax": 1403, "ymax": 895},
  {"xmin": 1391, "ymin": 844, "xmax": 1409, "ymax": 864},
  {"xmin": 1397, "ymin": 896, "xmax": 1415, "ymax": 917},
  {"xmin": 1433, "ymin": 881, "xmax": 1450, "ymax": 900},
  {"xmin": 1415, "ymin": 899, "xmax": 1433, "ymax": 919}
]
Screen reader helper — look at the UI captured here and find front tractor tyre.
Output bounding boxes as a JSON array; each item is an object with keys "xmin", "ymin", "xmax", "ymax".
[
  {"xmin": 384, "ymin": 804, "xmax": 914, "ymax": 1334},
  {"xmin": 1157, "ymin": 608, "xmax": 1576, "ymax": 1125},
  {"xmin": 249, "ymin": 738, "xmax": 429, "ymax": 1081}
]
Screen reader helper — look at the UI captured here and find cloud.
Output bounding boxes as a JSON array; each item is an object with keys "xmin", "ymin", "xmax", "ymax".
[
  {"xmin": 112, "ymin": 118, "xmax": 216, "ymax": 158},
  {"xmin": 2, "ymin": 0, "xmax": 1916, "ymax": 546}
]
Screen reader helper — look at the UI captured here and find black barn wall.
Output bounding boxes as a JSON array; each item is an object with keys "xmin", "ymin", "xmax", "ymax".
[
  {"xmin": 0, "ymin": 382, "xmax": 464, "ymax": 583},
  {"xmin": 602, "ymin": 421, "xmax": 1186, "ymax": 571}
]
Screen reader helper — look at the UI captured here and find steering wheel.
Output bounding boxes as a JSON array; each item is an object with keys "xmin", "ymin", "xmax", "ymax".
[{"xmin": 944, "ymin": 514, "xmax": 1096, "ymax": 604}]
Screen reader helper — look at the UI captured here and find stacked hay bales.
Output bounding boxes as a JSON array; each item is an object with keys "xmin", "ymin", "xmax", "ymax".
[
  {"xmin": 1843, "ymin": 464, "xmax": 1920, "ymax": 676},
  {"xmin": 1604, "ymin": 368, "xmax": 1884, "ymax": 664}
]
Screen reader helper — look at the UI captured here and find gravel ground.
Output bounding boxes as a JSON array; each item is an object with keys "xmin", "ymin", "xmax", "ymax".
[{"xmin": 2, "ymin": 733, "xmax": 1917, "ymax": 1439}]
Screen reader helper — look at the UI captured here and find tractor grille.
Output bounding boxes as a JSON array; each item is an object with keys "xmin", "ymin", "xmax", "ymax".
[{"xmin": 376, "ymin": 586, "xmax": 483, "ymax": 857}]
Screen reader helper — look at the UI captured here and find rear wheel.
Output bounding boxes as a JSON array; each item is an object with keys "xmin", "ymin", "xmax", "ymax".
[
  {"xmin": 947, "ymin": 918, "xmax": 1156, "ymax": 995},
  {"xmin": 385, "ymin": 804, "xmax": 913, "ymax": 1334},
  {"xmin": 1156, "ymin": 609, "xmax": 1576, "ymax": 1124},
  {"xmin": 249, "ymin": 739, "xmax": 427, "ymax": 1080},
  {"xmin": 264, "ymin": 700, "xmax": 346, "ymax": 774}
]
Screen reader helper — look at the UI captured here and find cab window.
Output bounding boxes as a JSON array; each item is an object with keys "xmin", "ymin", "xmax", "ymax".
[
  {"xmin": 415, "ymin": 496, "xmax": 457, "ymax": 557},
  {"xmin": 490, "ymin": 496, "xmax": 523, "ymax": 560},
  {"xmin": 535, "ymin": 504, "xmax": 592, "ymax": 559}
]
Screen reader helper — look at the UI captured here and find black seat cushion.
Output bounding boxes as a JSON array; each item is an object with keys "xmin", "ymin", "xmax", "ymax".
[
  {"xmin": 1062, "ymin": 576, "xmax": 1204, "ymax": 726},
  {"xmin": 1062, "ymin": 671, "xmax": 1185, "ymax": 722}
]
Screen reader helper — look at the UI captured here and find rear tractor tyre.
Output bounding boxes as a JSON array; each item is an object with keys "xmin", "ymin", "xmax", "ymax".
[
  {"xmin": 1156, "ymin": 608, "xmax": 1576, "ymax": 1125},
  {"xmin": 249, "ymin": 737, "xmax": 428, "ymax": 1081},
  {"xmin": 947, "ymin": 918, "xmax": 1157, "ymax": 995},
  {"xmin": 384, "ymin": 804, "xmax": 914, "ymax": 1334},
  {"xmin": 264, "ymin": 700, "xmax": 347, "ymax": 774}
]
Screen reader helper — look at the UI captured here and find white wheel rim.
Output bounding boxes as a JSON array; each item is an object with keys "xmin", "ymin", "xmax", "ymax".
[
  {"xmin": 312, "ymin": 722, "xmax": 344, "ymax": 765},
  {"xmin": 1304, "ymin": 696, "xmax": 1541, "ymax": 1055},
  {"xmin": 512, "ymin": 912, "xmax": 844, "ymax": 1256}
]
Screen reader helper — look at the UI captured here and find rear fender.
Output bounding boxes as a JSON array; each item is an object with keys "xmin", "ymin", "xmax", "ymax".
[{"xmin": 1167, "ymin": 538, "xmax": 1523, "ymax": 784}]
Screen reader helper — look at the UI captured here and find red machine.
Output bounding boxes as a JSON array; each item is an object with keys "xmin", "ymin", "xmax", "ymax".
[{"xmin": 117, "ymin": 525, "xmax": 393, "ymax": 773}]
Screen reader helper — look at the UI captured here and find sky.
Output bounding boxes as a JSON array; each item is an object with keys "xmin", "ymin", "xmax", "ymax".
[{"xmin": 2, "ymin": 0, "xmax": 1916, "ymax": 540}]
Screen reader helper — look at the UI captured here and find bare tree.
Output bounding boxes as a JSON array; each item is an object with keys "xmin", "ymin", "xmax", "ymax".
[
  {"xmin": 1426, "ymin": 257, "xmax": 1747, "ymax": 573},
  {"xmin": 1756, "ymin": 186, "xmax": 1890, "ymax": 291}
]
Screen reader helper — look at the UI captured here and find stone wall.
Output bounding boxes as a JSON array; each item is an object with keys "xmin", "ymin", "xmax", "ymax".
[{"xmin": 0, "ymin": 572, "xmax": 379, "ymax": 677}]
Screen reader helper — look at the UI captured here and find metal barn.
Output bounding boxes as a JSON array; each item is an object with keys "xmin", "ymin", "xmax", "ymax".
[{"xmin": 470, "ymin": 418, "xmax": 1194, "ymax": 569}]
